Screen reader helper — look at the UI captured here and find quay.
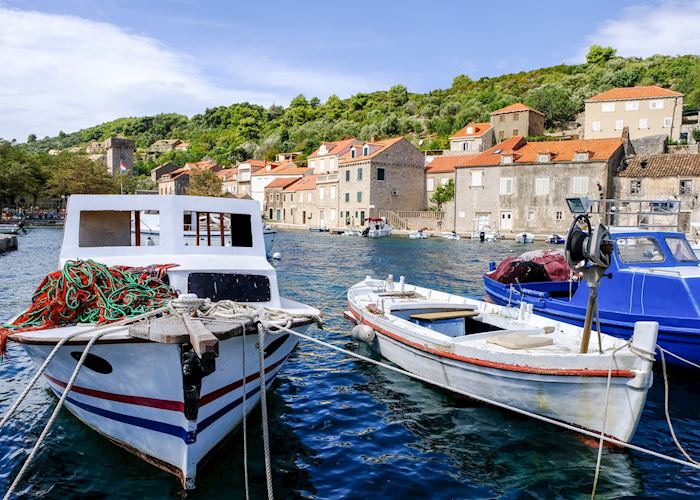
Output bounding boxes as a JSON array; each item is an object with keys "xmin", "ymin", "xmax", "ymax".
[{"xmin": 0, "ymin": 234, "xmax": 18, "ymax": 254}]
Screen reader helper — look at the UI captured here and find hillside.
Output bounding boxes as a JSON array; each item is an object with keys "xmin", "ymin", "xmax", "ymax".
[{"xmin": 21, "ymin": 49, "xmax": 700, "ymax": 172}]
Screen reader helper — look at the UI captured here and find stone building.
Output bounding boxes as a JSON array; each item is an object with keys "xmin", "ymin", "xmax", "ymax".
[
  {"xmin": 337, "ymin": 137, "xmax": 425, "ymax": 227},
  {"xmin": 104, "ymin": 137, "xmax": 135, "ymax": 175},
  {"xmin": 251, "ymin": 160, "xmax": 310, "ymax": 210},
  {"xmin": 217, "ymin": 168, "xmax": 238, "ymax": 195},
  {"xmin": 235, "ymin": 159, "xmax": 269, "ymax": 198},
  {"xmin": 425, "ymin": 155, "xmax": 469, "ymax": 207},
  {"xmin": 282, "ymin": 175, "xmax": 318, "ymax": 225},
  {"xmin": 150, "ymin": 162, "xmax": 180, "ymax": 182},
  {"xmin": 448, "ymin": 123, "xmax": 494, "ymax": 154},
  {"xmin": 614, "ymin": 154, "xmax": 700, "ymax": 234},
  {"xmin": 148, "ymin": 139, "xmax": 189, "ymax": 154},
  {"xmin": 491, "ymin": 103, "xmax": 545, "ymax": 142},
  {"xmin": 264, "ymin": 177, "xmax": 299, "ymax": 221},
  {"xmin": 584, "ymin": 86, "xmax": 683, "ymax": 141},
  {"xmin": 157, "ymin": 159, "xmax": 220, "ymax": 195},
  {"xmin": 452, "ymin": 136, "xmax": 624, "ymax": 235}
]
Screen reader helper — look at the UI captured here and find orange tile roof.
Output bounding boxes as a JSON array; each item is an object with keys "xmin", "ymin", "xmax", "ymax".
[
  {"xmin": 491, "ymin": 103, "xmax": 543, "ymax": 116},
  {"xmin": 338, "ymin": 136, "xmax": 405, "ymax": 164},
  {"xmin": 265, "ymin": 177, "xmax": 299, "ymax": 189},
  {"xmin": 251, "ymin": 161, "xmax": 294, "ymax": 176},
  {"xmin": 426, "ymin": 155, "xmax": 473, "ymax": 174},
  {"xmin": 456, "ymin": 136, "xmax": 622, "ymax": 168},
  {"xmin": 309, "ymin": 138, "xmax": 362, "ymax": 158},
  {"xmin": 450, "ymin": 122, "xmax": 492, "ymax": 139},
  {"xmin": 618, "ymin": 154, "xmax": 700, "ymax": 178},
  {"xmin": 243, "ymin": 159, "xmax": 270, "ymax": 167},
  {"xmin": 216, "ymin": 168, "xmax": 237, "ymax": 181},
  {"xmin": 283, "ymin": 174, "xmax": 317, "ymax": 192},
  {"xmin": 587, "ymin": 85, "xmax": 683, "ymax": 102}
]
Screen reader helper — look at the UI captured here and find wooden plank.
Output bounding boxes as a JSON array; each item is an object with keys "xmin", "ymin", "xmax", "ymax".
[
  {"xmin": 183, "ymin": 316, "xmax": 219, "ymax": 358},
  {"xmin": 128, "ymin": 316, "xmax": 190, "ymax": 343},
  {"xmin": 410, "ymin": 310, "xmax": 479, "ymax": 321}
]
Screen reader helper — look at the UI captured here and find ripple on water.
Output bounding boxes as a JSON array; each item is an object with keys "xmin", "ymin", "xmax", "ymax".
[{"xmin": 1, "ymin": 228, "xmax": 700, "ymax": 497}]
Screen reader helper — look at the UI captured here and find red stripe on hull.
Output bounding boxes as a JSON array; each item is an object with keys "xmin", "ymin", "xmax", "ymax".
[{"xmin": 347, "ymin": 303, "xmax": 635, "ymax": 378}]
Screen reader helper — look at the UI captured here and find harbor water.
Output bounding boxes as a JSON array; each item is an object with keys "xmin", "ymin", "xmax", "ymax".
[{"xmin": 1, "ymin": 228, "xmax": 700, "ymax": 498}]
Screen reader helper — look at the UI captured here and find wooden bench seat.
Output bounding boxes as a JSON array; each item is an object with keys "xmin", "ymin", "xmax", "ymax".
[{"xmin": 410, "ymin": 310, "xmax": 479, "ymax": 322}]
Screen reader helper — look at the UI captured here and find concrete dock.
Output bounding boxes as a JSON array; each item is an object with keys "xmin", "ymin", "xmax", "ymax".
[{"xmin": 0, "ymin": 234, "xmax": 18, "ymax": 254}]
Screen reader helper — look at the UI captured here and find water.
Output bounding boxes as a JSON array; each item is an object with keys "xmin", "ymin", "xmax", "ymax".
[{"xmin": 2, "ymin": 228, "xmax": 700, "ymax": 498}]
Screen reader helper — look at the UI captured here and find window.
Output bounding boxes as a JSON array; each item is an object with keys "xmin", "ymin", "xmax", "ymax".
[
  {"xmin": 427, "ymin": 178, "xmax": 435, "ymax": 191},
  {"xmin": 330, "ymin": 186, "xmax": 336, "ymax": 199},
  {"xmin": 616, "ymin": 236, "xmax": 665, "ymax": 263},
  {"xmin": 377, "ymin": 167, "xmax": 385, "ymax": 181},
  {"xmin": 276, "ymin": 193, "xmax": 280, "ymax": 201},
  {"xmin": 362, "ymin": 145, "xmax": 369, "ymax": 156},
  {"xmin": 462, "ymin": 142, "xmax": 467, "ymax": 151},
  {"xmin": 630, "ymin": 180, "xmax": 642, "ymax": 194},
  {"xmin": 513, "ymin": 113, "xmax": 519, "ymax": 121},
  {"xmin": 576, "ymin": 152, "xmax": 589, "ymax": 162},
  {"xmin": 345, "ymin": 170, "xmax": 350, "ymax": 182},
  {"xmin": 499, "ymin": 115, "xmax": 505, "ymax": 123},
  {"xmin": 591, "ymin": 121, "xmax": 602, "ymax": 132},
  {"xmin": 500, "ymin": 177, "xmax": 514, "ymax": 195},
  {"xmin": 665, "ymin": 237, "xmax": 697, "ymax": 262},
  {"xmin": 357, "ymin": 167, "xmax": 363, "ymax": 181},
  {"xmin": 527, "ymin": 210, "xmax": 535, "ymax": 221},
  {"xmin": 639, "ymin": 118, "xmax": 649, "ymax": 129},
  {"xmin": 290, "ymin": 194, "xmax": 294, "ymax": 202},
  {"xmin": 664, "ymin": 117, "xmax": 673, "ymax": 128},
  {"xmin": 602, "ymin": 103, "xmax": 615, "ymax": 112},
  {"xmin": 535, "ymin": 177, "xmax": 549, "ymax": 195},
  {"xmin": 512, "ymin": 129, "xmax": 519, "ymax": 136},
  {"xmin": 680, "ymin": 179, "xmax": 693, "ymax": 195},
  {"xmin": 357, "ymin": 191, "xmax": 363, "ymax": 202},
  {"xmin": 625, "ymin": 101, "xmax": 639, "ymax": 111},
  {"xmin": 307, "ymin": 192, "xmax": 312, "ymax": 202},
  {"xmin": 79, "ymin": 210, "xmax": 161, "ymax": 248},
  {"xmin": 319, "ymin": 187, "xmax": 325, "ymax": 200},
  {"xmin": 537, "ymin": 153, "xmax": 550, "ymax": 163},
  {"xmin": 615, "ymin": 119, "xmax": 624, "ymax": 130},
  {"xmin": 556, "ymin": 211, "xmax": 563, "ymax": 221},
  {"xmin": 182, "ymin": 212, "xmax": 252, "ymax": 248},
  {"xmin": 351, "ymin": 149, "xmax": 356, "ymax": 159},
  {"xmin": 650, "ymin": 100, "xmax": 664, "ymax": 110},
  {"xmin": 188, "ymin": 273, "xmax": 270, "ymax": 302},
  {"xmin": 501, "ymin": 155, "xmax": 513, "ymax": 164},
  {"xmin": 345, "ymin": 192, "xmax": 350, "ymax": 202},
  {"xmin": 466, "ymin": 126, "xmax": 474, "ymax": 134},
  {"xmin": 572, "ymin": 176, "xmax": 589, "ymax": 194},
  {"xmin": 471, "ymin": 170, "xmax": 483, "ymax": 187}
]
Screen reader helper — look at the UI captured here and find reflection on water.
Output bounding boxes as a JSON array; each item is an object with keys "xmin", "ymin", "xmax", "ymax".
[{"xmin": 1, "ymin": 228, "xmax": 700, "ymax": 497}]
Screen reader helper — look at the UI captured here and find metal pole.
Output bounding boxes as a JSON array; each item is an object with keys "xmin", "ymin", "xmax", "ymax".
[
  {"xmin": 134, "ymin": 211, "xmax": 141, "ymax": 246},
  {"xmin": 580, "ymin": 285, "xmax": 598, "ymax": 353},
  {"xmin": 220, "ymin": 212, "xmax": 225, "ymax": 246},
  {"xmin": 195, "ymin": 211, "xmax": 200, "ymax": 246}
]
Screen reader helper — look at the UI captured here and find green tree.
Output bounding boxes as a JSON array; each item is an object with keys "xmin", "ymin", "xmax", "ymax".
[
  {"xmin": 526, "ymin": 84, "xmax": 581, "ymax": 129},
  {"xmin": 45, "ymin": 154, "xmax": 117, "ymax": 198},
  {"xmin": 587, "ymin": 45, "xmax": 617, "ymax": 65},
  {"xmin": 27, "ymin": 134, "xmax": 37, "ymax": 143},
  {"xmin": 188, "ymin": 168, "xmax": 222, "ymax": 197},
  {"xmin": 388, "ymin": 84, "xmax": 409, "ymax": 107},
  {"xmin": 431, "ymin": 179, "xmax": 454, "ymax": 209}
]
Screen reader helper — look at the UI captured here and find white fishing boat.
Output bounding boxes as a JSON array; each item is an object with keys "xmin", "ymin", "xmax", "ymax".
[
  {"xmin": 0, "ymin": 222, "xmax": 23, "ymax": 235},
  {"xmin": 136, "ymin": 210, "xmax": 276, "ymax": 257},
  {"xmin": 440, "ymin": 231, "xmax": 461, "ymax": 241},
  {"xmin": 408, "ymin": 229, "xmax": 428, "ymax": 239},
  {"xmin": 346, "ymin": 276, "xmax": 657, "ymax": 442},
  {"xmin": 342, "ymin": 229, "xmax": 362, "ymax": 236},
  {"xmin": 363, "ymin": 217, "xmax": 392, "ymax": 238},
  {"xmin": 6, "ymin": 195, "xmax": 319, "ymax": 489},
  {"xmin": 515, "ymin": 232, "xmax": 535, "ymax": 243}
]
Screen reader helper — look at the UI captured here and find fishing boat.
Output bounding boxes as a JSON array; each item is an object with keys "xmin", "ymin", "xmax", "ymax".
[
  {"xmin": 546, "ymin": 233, "xmax": 566, "ymax": 244},
  {"xmin": 408, "ymin": 229, "xmax": 428, "ymax": 239},
  {"xmin": 484, "ymin": 198, "xmax": 700, "ymax": 367},
  {"xmin": 440, "ymin": 231, "xmax": 461, "ymax": 241},
  {"xmin": 0, "ymin": 222, "xmax": 25, "ymax": 235},
  {"xmin": 470, "ymin": 222, "xmax": 499, "ymax": 242},
  {"xmin": 309, "ymin": 225, "xmax": 329, "ymax": 232},
  {"xmin": 135, "ymin": 211, "xmax": 276, "ymax": 257},
  {"xmin": 5, "ymin": 195, "xmax": 319, "ymax": 489},
  {"xmin": 515, "ymin": 232, "xmax": 535, "ymax": 243},
  {"xmin": 345, "ymin": 276, "xmax": 657, "ymax": 443},
  {"xmin": 342, "ymin": 229, "xmax": 362, "ymax": 236},
  {"xmin": 362, "ymin": 217, "xmax": 392, "ymax": 238}
]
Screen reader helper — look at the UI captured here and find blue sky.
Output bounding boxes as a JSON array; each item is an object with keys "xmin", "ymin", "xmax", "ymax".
[{"xmin": 1, "ymin": 0, "xmax": 699, "ymax": 140}]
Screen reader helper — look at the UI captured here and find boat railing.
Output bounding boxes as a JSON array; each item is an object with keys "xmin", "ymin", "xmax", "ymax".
[{"xmin": 588, "ymin": 198, "xmax": 682, "ymax": 231}]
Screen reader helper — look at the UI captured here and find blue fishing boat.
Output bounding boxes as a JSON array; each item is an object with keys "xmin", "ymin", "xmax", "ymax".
[{"xmin": 484, "ymin": 198, "xmax": 700, "ymax": 367}]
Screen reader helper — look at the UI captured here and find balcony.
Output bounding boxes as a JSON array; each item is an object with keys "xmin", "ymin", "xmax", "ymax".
[{"xmin": 317, "ymin": 173, "xmax": 339, "ymax": 184}]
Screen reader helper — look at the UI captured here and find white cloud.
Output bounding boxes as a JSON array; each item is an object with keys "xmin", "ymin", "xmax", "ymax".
[
  {"xmin": 573, "ymin": 0, "xmax": 700, "ymax": 62},
  {"xmin": 0, "ymin": 7, "xmax": 389, "ymax": 141}
]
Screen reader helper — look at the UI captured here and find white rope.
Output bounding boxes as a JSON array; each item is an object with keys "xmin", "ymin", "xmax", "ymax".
[
  {"xmin": 0, "ymin": 306, "xmax": 169, "ymax": 431},
  {"xmin": 659, "ymin": 347, "xmax": 700, "ymax": 465},
  {"xmin": 266, "ymin": 323, "xmax": 700, "ymax": 472},
  {"xmin": 659, "ymin": 346, "xmax": 700, "ymax": 370},
  {"xmin": 257, "ymin": 321, "xmax": 274, "ymax": 500},
  {"xmin": 3, "ymin": 328, "xmax": 112, "ymax": 500},
  {"xmin": 241, "ymin": 326, "xmax": 250, "ymax": 500}
]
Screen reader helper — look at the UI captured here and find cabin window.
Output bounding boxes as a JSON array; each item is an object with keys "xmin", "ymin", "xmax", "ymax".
[
  {"xmin": 188, "ymin": 273, "xmax": 271, "ymax": 302},
  {"xmin": 79, "ymin": 210, "xmax": 159, "ymax": 248},
  {"xmin": 182, "ymin": 211, "xmax": 252, "ymax": 248},
  {"xmin": 616, "ymin": 236, "xmax": 665, "ymax": 264},
  {"xmin": 665, "ymin": 237, "xmax": 697, "ymax": 262}
]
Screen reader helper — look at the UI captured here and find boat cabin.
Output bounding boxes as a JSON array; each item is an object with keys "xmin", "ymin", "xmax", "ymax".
[{"xmin": 60, "ymin": 195, "xmax": 282, "ymax": 307}]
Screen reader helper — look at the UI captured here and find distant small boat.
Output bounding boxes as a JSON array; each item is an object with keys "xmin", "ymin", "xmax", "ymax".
[
  {"xmin": 362, "ymin": 218, "xmax": 392, "ymax": 238},
  {"xmin": 309, "ymin": 226, "xmax": 329, "ymax": 232},
  {"xmin": 408, "ymin": 229, "xmax": 428, "ymax": 239},
  {"xmin": 546, "ymin": 234, "xmax": 565, "ymax": 244},
  {"xmin": 515, "ymin": 232, "xmax": 535, "ymax": 244},
  {"xmin": 342, "ymin": 230, "xmax": 362, "ymax": 236},
  {"xmin": 440, "ymin": 231, "xmax": 461, "ymax": 241}
]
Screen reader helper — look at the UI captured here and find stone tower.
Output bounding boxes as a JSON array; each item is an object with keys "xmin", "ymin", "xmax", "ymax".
[{"xmin": 104, "ymin": 137, "xmax": 135, "ymax": 175}]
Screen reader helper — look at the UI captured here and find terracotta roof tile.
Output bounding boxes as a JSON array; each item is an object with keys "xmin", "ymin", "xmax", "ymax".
[
  {"xmin": 587, "ymin": 85, "xmax": 683, "ymax": 102},
  {"xmin": 216, "ymin": 168, "xmax": 237, "ymax": 180},
  {"xmin": 491, "ymin": 103, "xmax": 543, "ymax": 116},
  {"xmin": 265, "ymin": 177, "xmax": 300, "ymax": 189},
  {"xmin": 338, "ymin": 136, "xmax": 405, "ymax": 164},
  {"xmin": 618, "ymin": 154, "xmax": 700, "ymax": 178},
  {"xmin": 308, "ymin": 138, "xmax": 362, "ymax": 158},
  {"xmin": 283, "ymin": 174, "xmax": 317, "ymax": 192},
  {"xmin": 426, "ymin": 155, "xmax": 472, "ymax": 174},
  {"xmin": 456, "ymin": 137, "xmax": 622, "ymax": 168},
  {"xmin": 450, "ymin": 122, "xmax": 493, "ymax": 139}
]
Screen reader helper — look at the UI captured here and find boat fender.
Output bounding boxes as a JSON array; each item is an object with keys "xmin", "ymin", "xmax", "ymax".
[
  {"xmin": 272, "ymin": 252, "xmax": 282, "ymax": 260},
  {"xmin": 351, "ymin": 324, "xmax": 375, "ymax": 343}
]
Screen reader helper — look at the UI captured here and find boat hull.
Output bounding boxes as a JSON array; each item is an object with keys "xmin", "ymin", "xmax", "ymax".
[{"xmin": 20, "ymin": 326, "xmax": 306, "ymax": 489}]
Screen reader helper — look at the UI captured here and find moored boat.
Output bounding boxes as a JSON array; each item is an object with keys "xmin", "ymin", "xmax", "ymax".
[
  {"xmin": 3, "ymin": 195, "xmax": 319, "ymax": 489},
  {"xmin": 515, "ymin": 232, "xmax": 535, "ymax": 243},
  {"xmin": 546, "ymin": 233, "xmax": 566, "ymax": 244},
  {"xmin": 362, "ymin": 217, "xmax": 392, "ymax": 238},
  {"xmin": 408, "ymin": 229, "xmax": 428, "ymax": 239},
  {"xmin": 441, "ymin": 231, "xmax": 461, "ymax": 240}
]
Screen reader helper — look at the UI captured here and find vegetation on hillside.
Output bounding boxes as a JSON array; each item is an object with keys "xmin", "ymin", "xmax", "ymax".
[{"xmin": 3, "ymin": 47, "xmax": 699, "ymax": 204}]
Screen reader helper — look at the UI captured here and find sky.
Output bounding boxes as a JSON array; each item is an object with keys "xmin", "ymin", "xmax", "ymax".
[{"xmin": 1, "ymin": 0, "xmax": 699, "ymax": 141}]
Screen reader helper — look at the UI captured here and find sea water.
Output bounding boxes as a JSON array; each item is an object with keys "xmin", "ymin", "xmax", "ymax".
[{"xmin": 1, "ymin": 228, "xmax": 700, "ymax": 498}]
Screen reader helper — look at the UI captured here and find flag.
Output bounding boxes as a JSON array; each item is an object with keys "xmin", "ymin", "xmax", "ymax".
[{"xmin": 119, "ymin": 157, "xmax": 127, "ymax": 173}]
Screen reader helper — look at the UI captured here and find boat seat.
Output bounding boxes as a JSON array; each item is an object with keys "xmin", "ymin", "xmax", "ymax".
[
  {"xmin": 410, "ymin": 310, "xmax": 479, "ymax": 322},
  {"xmin": 487, "ymin": 332, "xmax": 554, "ymax": 350}
]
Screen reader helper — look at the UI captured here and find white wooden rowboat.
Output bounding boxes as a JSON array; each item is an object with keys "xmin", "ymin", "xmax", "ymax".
[{"xmin": 346, "ymin": 276, "xmax": 657, "ymax": 443}]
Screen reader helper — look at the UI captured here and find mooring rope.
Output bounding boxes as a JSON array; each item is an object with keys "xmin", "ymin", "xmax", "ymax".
[
  {"xmin": 256, "ymin": 321, "xmax": 274, "ymax": 500},
  {"xmin": 241, "ymin": 326, "xmax": 250, "ymax": 500}
]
